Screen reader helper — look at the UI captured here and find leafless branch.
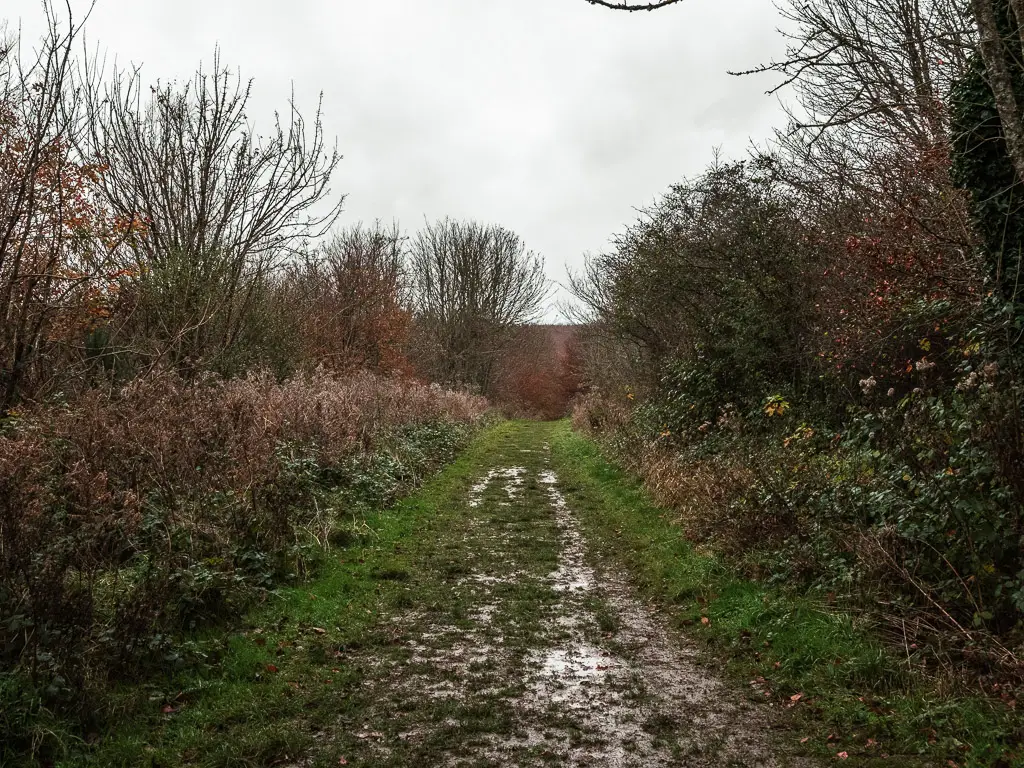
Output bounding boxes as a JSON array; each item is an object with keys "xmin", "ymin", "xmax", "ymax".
[
  {"xmin": 408, "ymin": 218, "xmax": 548, "ymax": 393},
  {"xmin": 582, "ymin": 0, "xmax": 686, "ymax": 10},
  {"xmin": 84, "ymin": 50, "xmax": 344, "ymax": 372}
]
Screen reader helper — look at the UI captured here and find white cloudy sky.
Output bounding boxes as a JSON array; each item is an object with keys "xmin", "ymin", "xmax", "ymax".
[{"xmin": 8, "ymin": 0, "xmax": 791, "ymax": 320}]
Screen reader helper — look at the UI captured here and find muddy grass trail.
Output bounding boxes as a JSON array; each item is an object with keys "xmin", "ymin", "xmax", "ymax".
[
  {"xmin": 320, "ymin": 420, "xmax": 810, "ymax": 767},
  {"xmin": 91, "ymin": 420, "xmax": 893, "ymax": 767}
]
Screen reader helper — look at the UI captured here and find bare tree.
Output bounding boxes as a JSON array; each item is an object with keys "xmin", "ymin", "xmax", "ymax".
[
  {"xmin": 277, "ymin": 221, "xmax": 410, "ymax": 373},
  {"xmin": 582, "ymin": 0, "xmax": 973, "ymax": 224},
  {"xmin": 743, "ymin": 0, "xmax": 973, "ymax": 155},
  {"xmin": 408, "ymin": 218, "xmax": 548, "ymax": 393},
  {"xmin": 0, "ymin": 2, "xmax": 116, "ymax": 408},
  {"xmin": 738, "ymin": 0, "xmax": 978, "ymax": 293},
  {"xmin": 587, "ymin": 0, "xmax": 972, "ymax": 155},
  {"xmin": 85, "ymin": 51, "xmax": 343, "ymax": 373}
]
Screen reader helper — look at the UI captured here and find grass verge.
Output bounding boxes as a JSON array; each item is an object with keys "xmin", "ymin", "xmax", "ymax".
[
  {"xmin": 56, "ymin": 420, "xmax": 522, "ymax": 768},
  {"xmin": 548, "ymin": 421, "xmax": 1021, "ymax": 768}
]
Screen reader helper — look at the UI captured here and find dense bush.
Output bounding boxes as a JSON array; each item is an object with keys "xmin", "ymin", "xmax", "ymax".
[
  {"xmin": 0, "ymin": 370, "xmax": 487, "ymax": 755},
  {"xmin": 572, "ymin": 310, "xmax": 1024, "ymax": 679},
  {"xmin": 566, "ymin": 0, "xmax": 1024, "ymax": 688},
  {"xmin": 570, "ymin": 160, "xmax": 822, "ymax": 400}
]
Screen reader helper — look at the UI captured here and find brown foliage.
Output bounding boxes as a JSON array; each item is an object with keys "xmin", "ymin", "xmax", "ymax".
[
  {"xmin": 274, "ymin": 223, "xmax": 413, "ymax": 376},
  {"xmin": 806, "ymin": 144, "xmax": 983, "ymax": 387},
  {"xmin": 0, "ymin": 369, "xmax": 486, "ymax": 697},
  {"xmin": 493, "ymin": 325, "xmax": 584, "ymax": 419},
  {"xmin": 571, "ymin": 392, "xmax": 766, "ymax": 557},
  {"xmin": 0, "ymin": 16, "xmax": 142, "ymax": 408}
]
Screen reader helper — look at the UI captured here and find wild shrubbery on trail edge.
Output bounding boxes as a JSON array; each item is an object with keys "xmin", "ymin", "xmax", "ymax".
[
  {"xmin": 570, "ymin": 159, "xmax": 1024, "ymax": 693},
  {"xmin": 0, "ymin": 13, "xmax": 506, "ymax": 752},
  {"xmin": 573, "ymin": 347, "xmax": 1024, "ymax": 669},
  {"xmin": 0, "ymin": 6, "xmax": 560, "ymax": 754},
  {"xmin": 0, "ymin": 369, "xmax": 487, "ymax": 754},
  {"xmin": 569, "ymin": 0, "xmax": 1024, "ymax": 701}
]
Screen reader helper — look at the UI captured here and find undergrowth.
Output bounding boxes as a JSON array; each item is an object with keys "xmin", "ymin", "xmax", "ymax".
[
  {"xmin": 0, "ymin": 369, "xmax": 488, "ymax": 765},
  {"xmin": 45, "ymin": 420, "xmax": 519, "ymax": 768},
  {"xmin": 550, "ymin": 422, "xmax": 1023, "ymax": 767}
]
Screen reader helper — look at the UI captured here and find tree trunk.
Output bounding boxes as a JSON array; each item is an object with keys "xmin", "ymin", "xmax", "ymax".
[{"xmin": 971, "ymin": 0, "xmax": 1024, "ymax": 183}]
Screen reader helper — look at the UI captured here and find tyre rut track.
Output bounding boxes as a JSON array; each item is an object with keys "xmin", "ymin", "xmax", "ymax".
[{"xmin": 330, "ymin": 424, "xmax": 815, "ymax": 767}]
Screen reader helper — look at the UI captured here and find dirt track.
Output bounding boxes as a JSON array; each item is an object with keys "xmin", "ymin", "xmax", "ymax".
[{"xmin": 339, "ymin": 423, "xmax": 814, "ymax": 767}]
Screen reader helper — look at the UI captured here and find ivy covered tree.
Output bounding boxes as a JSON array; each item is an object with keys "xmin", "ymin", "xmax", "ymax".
[{"xmin": 951, "ymin": 0, "xmax": 1024, "ymax": 303}]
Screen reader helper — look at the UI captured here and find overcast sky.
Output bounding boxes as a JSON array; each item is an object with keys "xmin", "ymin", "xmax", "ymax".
[{"xmin": 9, "ymin": 0, "xmax": 791, "ymax": 320}]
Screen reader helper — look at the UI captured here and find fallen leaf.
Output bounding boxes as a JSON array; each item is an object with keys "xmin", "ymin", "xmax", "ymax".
[
  {"xmin": 265, "ymin": 664, "xmax": 279, "ymax": 673},
  {"xmin": 800, "ymin": 737, "xmax": 811, "ymax": 744},
  {"xmin": 790, "ymin": 693, "xmax": 803, "ymax": 702},
  {"xmin": 837, "ymin": 752, "xmax": 849, "ymax": 760},
  {"xmin": 161, "ymin": 705, "xmax": 176, "ymax": 714},
  {"xmin": 311, "ymin": 627, "xmax": 326, "ymax": 634}
]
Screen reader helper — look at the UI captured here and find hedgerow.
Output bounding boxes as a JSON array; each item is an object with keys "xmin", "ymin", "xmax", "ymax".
[{"xmin": 0, "ymin": 369, "xmax": 487, "ymax": 758}]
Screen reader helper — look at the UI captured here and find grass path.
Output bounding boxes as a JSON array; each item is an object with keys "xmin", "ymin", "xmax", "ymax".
[
  {"xmin": 92, "ymin": 419, "xmax": 961, "ymax": 766},
  {"xmin": 321, "ymin": 420, "xmax": 806, "ymax": 767}
]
